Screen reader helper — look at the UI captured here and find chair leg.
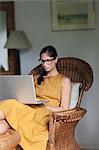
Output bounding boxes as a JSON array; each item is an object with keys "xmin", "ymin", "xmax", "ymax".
[{"xmin": 59, "ymin": 121, "xmax": 80, "ymax": 150}]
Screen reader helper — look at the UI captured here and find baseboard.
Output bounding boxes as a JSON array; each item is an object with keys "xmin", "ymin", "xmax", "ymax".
[{"xmin": 80, "ymin": 143, "xmax": 99, "ymax": 149}]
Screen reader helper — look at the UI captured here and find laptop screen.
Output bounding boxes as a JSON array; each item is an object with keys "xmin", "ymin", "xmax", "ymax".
[{"xmin": 0, "ymin": 75, "xmax": 37, "ymax": 103}]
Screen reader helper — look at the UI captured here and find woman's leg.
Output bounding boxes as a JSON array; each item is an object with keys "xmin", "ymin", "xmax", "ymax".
[{"xmin": 0, "ymin": 110, "xmax": 10, "ymax": 135}]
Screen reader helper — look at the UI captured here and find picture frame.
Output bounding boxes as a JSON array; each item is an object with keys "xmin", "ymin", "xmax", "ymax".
[{"xmin": 51, "ymin": 0, "xmax": 95, "ymax": 31}]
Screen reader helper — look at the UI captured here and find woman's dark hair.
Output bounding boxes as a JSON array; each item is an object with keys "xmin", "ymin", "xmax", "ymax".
[
  {"xmin": 39, "ymin": 45, "xmax": 58, "ymax": 59},
  {"xmin": 37, "ymin": 45, "xmax": 58, "ymax": 85}
]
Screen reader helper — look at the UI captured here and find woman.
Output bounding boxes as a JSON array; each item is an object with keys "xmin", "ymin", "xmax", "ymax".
[{"xmin": 0, "ymin": 45, "xmax": 72, "ymax": 150}]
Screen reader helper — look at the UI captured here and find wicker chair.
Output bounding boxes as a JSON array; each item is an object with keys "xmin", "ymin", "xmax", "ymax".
[
  {"xmin": 0, "ymin": 57, "xmax": 93, "ymax": 150},
  {"xmin": 29, "ymin": 57, "xmax": 93, "ymax": 150}
]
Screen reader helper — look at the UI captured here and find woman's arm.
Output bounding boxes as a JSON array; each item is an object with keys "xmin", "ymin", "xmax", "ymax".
[{"xmin": 44, "ymin": 77, "xmax": 72, "ymax": 112}]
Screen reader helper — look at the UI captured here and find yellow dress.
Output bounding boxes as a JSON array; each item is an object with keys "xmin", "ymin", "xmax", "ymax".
[{"xmin": 0, "ymin": 74, "xmax": 64, "ymax": 150}]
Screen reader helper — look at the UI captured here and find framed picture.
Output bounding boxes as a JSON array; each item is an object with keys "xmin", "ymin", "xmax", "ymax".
[{"xmin": 51, "ymin": 0, "xmax": 95, "ymax": 31}]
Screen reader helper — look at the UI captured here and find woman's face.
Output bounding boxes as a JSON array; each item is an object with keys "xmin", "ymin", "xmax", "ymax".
[{"xmin": 40, "ymin": 52, "xmax": 58, "ymax": 72}]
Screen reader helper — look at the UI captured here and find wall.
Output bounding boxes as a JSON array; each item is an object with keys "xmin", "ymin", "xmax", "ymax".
[{"xmin": 15, "ymin": 0, "xmax": 99, "ymax": 148}]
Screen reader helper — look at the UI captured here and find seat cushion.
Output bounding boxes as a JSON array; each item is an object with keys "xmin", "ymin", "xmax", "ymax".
[{"xmin": 69, "ymin": 83, "xmax": 81, "ymax": 109}]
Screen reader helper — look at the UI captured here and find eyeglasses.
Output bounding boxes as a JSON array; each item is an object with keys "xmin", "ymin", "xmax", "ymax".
[{"xmin": 38, "ymin": 58, "xmax": 55, "ymax": 65}]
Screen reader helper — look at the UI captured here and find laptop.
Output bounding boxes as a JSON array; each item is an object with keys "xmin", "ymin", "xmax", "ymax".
[{"xmin": 0, "ymin": 75, "xmax": 48, "ymax": 104}]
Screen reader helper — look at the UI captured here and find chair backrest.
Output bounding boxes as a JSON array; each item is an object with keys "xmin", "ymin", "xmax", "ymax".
[{"xmin": 29, "ymin": 57, "xmax": 93, "ymax": 107}]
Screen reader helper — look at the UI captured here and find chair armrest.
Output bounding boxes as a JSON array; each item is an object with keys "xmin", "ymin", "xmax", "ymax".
[{"xmin": 50, "ymin": 107, "xmax": 87, "ymax": 122}]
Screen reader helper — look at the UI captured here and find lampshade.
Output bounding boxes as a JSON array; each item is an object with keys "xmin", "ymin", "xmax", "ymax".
[{"xmin": 4, "ymin": 31, "xmax": 32, "ymax": 49}]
